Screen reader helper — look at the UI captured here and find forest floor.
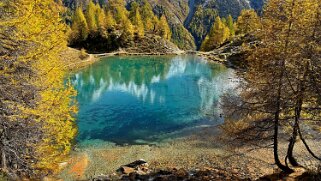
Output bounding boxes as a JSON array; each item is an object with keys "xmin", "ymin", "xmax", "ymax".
[{"xmin": 58, "ymin": 126, "xmax": 321, "ymax": 181}]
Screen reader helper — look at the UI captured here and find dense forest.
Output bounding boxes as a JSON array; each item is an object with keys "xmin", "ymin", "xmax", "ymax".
[
  {"xmin": 67, "ymin": 0, "xmax": 171, "ymax": 52},
  {"xmin": 0, "ymin": 0, "xmax": 321, "ymax": 180},
  {"xmin": 63, "ymin": 0, "xmax": 266, "ymax": 50},
  {"xmin": 64, "ymin": 0, "xmax": 263, "ymax": 53}
]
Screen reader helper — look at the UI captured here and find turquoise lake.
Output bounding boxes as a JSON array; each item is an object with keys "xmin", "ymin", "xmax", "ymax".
[{"xmin": 70, "ymin": 55, "xmax": 237, "ymax": 145}]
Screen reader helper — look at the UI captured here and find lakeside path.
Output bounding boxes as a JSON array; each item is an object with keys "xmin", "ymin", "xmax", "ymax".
[
  {"xmin": 62, "ymin": 48, "xmax": 186, "ymax": 72},
  {"xmin": 92, "ymin": 49, "xmax": 186, "ymax": 58},
  {"xmin": 62, "ymin": 47, "xmax": 229, "ymax": 73}
]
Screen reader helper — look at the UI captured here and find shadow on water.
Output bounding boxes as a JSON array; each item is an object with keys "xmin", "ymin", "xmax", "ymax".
[{"xmin": 69, "ymin": 55, "xmax": 238, "ymax": 145}]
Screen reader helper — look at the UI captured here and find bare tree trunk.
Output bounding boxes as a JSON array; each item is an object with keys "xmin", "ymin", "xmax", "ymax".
[
  {"xmin": 1, "ymin": 147, "xmax": 7, "ymax": 172},
  {"xmin": 274, "ymin": 110, "xmax": 294, "ymax": 173},
  {"xmin": 286, "ymin": 78, "xmax": 304, "ymax": 167},
  {"xmin": 286, "ymin": 113, "xmax": 299, "ymax": 167}
]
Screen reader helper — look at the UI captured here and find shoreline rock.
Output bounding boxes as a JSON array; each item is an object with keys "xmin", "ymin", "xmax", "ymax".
[{"xmin": 93, "ymin": 160, "xmax": 245, "ymax": 181}]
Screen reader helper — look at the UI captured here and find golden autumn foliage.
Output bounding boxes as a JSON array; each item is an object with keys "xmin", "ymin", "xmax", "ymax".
[
  {"xmin": 105, "ymin": 10, "xmax": 117, "ymax": 31},
  {"xmin": 71, "ymin": 7, "xmax": 89, "ymax": 41},
  {"xmin": 141, "ymin": 0, "xmax": 157, "ymax": 32},
  {"xmin": 200, "ymin": 16, "xmax": 230, "ymax": 51},
  {"xmin": 68, "ymin": 0, "xmax": 172, "ymax": 50},
  {"xmin": 159, "ymin": 15, "xmax": 171, "ymax": 40},
  {"xmin": 96, "ymin": 5, "xmax": 107, "ymax": 38},
  {"xmin": 86, "ymin": 1, "xmax": 98, "ymax": 34},
  {"xmin": 223, "ymin": 0, "xmax": 321, "ymax": 172},
  {"xmin": 236, "ymin": 9, "xmax": 261, "ymax": 35},
  {"xmin": 226, "ymin": 15, "xmax": 235, "ymax": 36},
  {"xmin": 0, "ymin": 0, "xmax": 77, "ymax": 177},
  {"xmin": 130, "ymin": 5, "xmax": 145, "ymax": 38}
]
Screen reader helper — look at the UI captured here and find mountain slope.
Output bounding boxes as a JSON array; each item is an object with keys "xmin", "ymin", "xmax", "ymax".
[
  {"xmin": 63, "ymin": 0, "xmax": 265, "ymax": 50},
  {"xmin": 148, "ymin": 0, "xmax": 265, "ymax": 50},
  {"xmin": 150, "ymin": 0, "xmax": 196, "ymax": 50}
]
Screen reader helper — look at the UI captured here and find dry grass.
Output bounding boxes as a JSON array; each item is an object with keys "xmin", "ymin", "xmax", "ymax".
[{"xmin": 59, "ymin": 47, "xmax": 97, "ymax": 72}]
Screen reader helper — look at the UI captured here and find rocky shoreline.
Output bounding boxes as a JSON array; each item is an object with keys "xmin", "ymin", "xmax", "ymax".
[
  {"xmin": 64, "ymin": 34, "xmax": 256, "ymax": 72},
  {"xmin": 94, "ymin": 34, "xmax": 257, "ymax": 68},
  {"xmin": 57, "ymin": 124, "xmax": 321, "ymax": 181},
  {"xmin": 92, "ymin": 159, "xmax": 244, "ymax": 181}
]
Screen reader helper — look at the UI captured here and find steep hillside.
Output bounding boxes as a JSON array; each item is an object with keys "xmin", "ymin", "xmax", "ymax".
[
  {"xmin": 147, "ymin": 0, "xmax": 266, "ymax": 50},
  {"xmin": 63, "ymin": 0, "xmax": 265, "ymax": 50},
  {"xmin": 147, "ymin": 0, "xmax": 197, "ymax": 50},
  {"xmin": 184, "ymin": 0, "xmax": 265, "ymax": 48}
]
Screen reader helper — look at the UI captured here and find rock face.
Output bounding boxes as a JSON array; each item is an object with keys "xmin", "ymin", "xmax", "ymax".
[
  {"xmin": 147, "ymin": 0, "xmax": 266, "ymax": 50},
  {"xmin": 147, "ymin": 0, "xmax": 197, "ymax": 50},
  {"xmin": 124, "ymin": 0, "xmax": 265, "ymax": 50},
  {"xmin": 197, "ymin": 34, "xmax": 259, "ymax": 68}
]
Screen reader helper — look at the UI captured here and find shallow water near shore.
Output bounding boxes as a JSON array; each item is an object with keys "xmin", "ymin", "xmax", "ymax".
[{"xmin": 69, "ymin": 55, "xmax": 237, "ymax": 146}]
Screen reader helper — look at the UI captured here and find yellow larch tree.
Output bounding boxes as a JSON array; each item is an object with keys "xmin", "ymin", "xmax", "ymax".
[
  {"xmin": 131, "ymin": 8, "xmax": 145, "ymax": 38},
  {"xmin": 158, "ymin": 15, "xmax": 172, "ymax": 40},
  {"xmin": 0, "ymin": 0, "xmax": 77, "ymax": 177},
  {"xmin": 201, "ymin": 16, "xmax": 230, "ymax": 51},
  {"xmin": 105, "ymin": 9, "xmax": 117, "ymax": 31},
  {"xmin": 86, "ymin": 1, "xmax": 98, "ymax": 35},
  {"xmin": 141, "ymin": 0, "xmax": 157, "ymax": 32},
  {"xmin": 236, "ymin": 9, "xmax": 261, "ymax": 35},
  {"xmin": 71, "ymin": 6, "xmax": 89, "ymax": 42},
  {"xmin": 96, "ymin": 4, "xmax": 107, "ymax": 38}
]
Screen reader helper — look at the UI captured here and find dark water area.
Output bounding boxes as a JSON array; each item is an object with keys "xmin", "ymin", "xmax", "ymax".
[{"xmin": 69, "ymin": 55, "xmax": 237, "ymax": 145}]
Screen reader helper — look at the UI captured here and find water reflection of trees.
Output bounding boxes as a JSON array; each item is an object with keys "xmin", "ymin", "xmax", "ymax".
[
  {"xmin": 71, "ymin": 55, "xmax": 234, "ymax": 106},
  {"xmin": 71, "ymin": 55, "xmax": 238, "ymax": 143},
  {"xmin": 72, "ymin": 56, "xmax": 170, "ymax": 102}
]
